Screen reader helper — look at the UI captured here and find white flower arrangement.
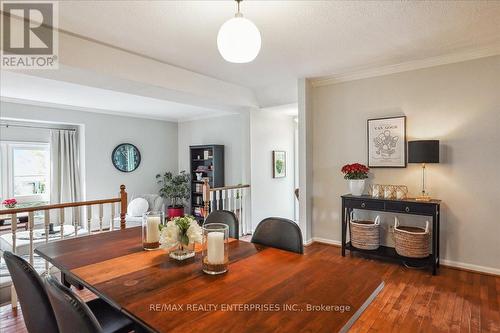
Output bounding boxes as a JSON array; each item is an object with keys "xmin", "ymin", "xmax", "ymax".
[{"xmin": 160, "ymin": 215, "xmax": 202, "ymax": 249}]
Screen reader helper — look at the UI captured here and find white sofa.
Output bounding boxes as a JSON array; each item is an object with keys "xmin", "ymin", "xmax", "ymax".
[{"xmin": 113, "ymin": 194, "xmax": 166, "ymax": 228}]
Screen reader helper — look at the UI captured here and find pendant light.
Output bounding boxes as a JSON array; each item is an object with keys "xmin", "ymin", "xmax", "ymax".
[{"xmin": 217, "ymin": 0, "xmax": 261, "ymax": 63}]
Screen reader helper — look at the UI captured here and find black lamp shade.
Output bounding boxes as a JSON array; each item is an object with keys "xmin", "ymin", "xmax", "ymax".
[{"xmin": 408, "ymin": 140, "xmax": 439, "ymax": 163}]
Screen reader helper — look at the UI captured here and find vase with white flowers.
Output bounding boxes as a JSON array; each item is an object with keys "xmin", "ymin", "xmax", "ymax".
[{"xmin": 160, "ymin": 215, "xmax": 202, "ymax": 261}]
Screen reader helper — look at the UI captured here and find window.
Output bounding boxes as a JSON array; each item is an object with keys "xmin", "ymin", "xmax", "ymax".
[{"xmin": 0, "ymin": 142, "xmax": 50, "ymax": 204}]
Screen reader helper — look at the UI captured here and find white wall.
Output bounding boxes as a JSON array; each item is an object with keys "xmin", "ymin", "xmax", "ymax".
[
  {"xmin": 0, "ymin": 102, "xmax": 178, "ymax": 201},
  {"xmin": 298, "ymin": 79, "xmax": 314, "ymax": 243},
  {"xmin": 311, "ymin": 55, "xmax": 500, "ymax": 273},
  {"xmin": 0, "ymin": 125, "xmax": 50, "ymax": 143},
  {"xmin": 250, "ymin": 111, "xmax": 296, "ymax": 231}
]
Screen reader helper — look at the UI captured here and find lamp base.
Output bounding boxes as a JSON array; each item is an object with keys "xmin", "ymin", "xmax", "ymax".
[{"xmin": 415, "ymin": 195, "xmax": 432, "ymax": 202}]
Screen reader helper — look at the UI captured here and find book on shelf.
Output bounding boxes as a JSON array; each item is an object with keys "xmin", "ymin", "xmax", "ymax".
[{"xmin": 193, "ymin": 207, "xmax": 205, "ymax": 218}]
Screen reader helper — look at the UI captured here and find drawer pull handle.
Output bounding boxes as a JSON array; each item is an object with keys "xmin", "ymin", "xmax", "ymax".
[
  {"xmin": 361, "ymin": 203, "xmax": 366, "ymax": 208},
  {"xmin": 405, "ymin": 206, "xmax": 410, "ymax": 213}
]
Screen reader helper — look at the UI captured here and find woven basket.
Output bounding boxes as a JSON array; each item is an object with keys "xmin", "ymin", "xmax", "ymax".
[
  {"xmin": 350, "ymin": 215, "xmax": 380, "ymax": 250},
  {"xmin": 393, "ymin": 217, "xmax": 430, "ymax": 258}
]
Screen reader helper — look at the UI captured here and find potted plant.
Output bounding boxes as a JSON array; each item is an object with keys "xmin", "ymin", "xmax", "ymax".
[
  {"xmin": 2, "ymin": 198, "xmax": 17, "ymax": 209},
  {"xmin": 156, "ymin": 171, "xmax": 190, "ymax": 218},
  {"xmin": 341, "ymin": 163, "xmax": 369, "ymax": 196}
]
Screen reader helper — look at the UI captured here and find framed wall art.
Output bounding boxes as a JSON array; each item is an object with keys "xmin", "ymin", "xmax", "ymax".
[
  {"xmin": 272, "ymin": 151, "xmax": 286, "ymax": 178},
  {"xmin": 367, "ymin": 116, "xmax": 406, "ymax": 168}
]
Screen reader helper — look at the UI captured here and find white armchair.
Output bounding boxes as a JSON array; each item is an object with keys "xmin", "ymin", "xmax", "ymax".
[{"xmin": 113, "ymin": 194, "xmax": 166, "ymax": 228}]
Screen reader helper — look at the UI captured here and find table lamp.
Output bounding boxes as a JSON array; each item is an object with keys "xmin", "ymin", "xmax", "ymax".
[{"xmin": 408, "ymin": 140, "xmax": 439, "ymax": 201}]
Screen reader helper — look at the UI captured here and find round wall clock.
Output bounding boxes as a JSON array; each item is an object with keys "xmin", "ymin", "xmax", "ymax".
[{"xmin": 111, "ymin": 143, "xmax": 141, "ymax": 173}]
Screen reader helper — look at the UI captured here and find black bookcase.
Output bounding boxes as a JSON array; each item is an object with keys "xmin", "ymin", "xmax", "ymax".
[{"xmin": 189, "ymin": 145, "xmax": 224, "ymax": 222}]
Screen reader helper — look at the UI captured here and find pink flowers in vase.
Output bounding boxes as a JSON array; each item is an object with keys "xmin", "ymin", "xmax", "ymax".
[{"xmin": 2, "ymin": 198, "xmax": 17, "ymax": 209}]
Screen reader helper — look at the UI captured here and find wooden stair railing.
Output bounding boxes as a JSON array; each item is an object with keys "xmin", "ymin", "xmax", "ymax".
[
  {"xmin": 202, "ymin": 179, "xmax": 251, "ymax": 235},
  {"xmin": 0, "ymin": 185, "xmax": 127, "ymax": 308}
]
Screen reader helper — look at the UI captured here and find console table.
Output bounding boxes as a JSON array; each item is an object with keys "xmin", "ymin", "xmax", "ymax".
[{"xmin": 341, "ymin": 194, "xmax": 441, "ymax": 275}]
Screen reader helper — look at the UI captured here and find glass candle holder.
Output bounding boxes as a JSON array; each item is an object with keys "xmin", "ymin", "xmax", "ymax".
[
  {"xmin": 370, "ymin": 184, "xmax": 382, "ymax": 198},
  {"xmin": 142, "ymin": 211, "xmax": 164, "ymax": 250},
  {"xmin": 383, "ymin": 185, "xmax": 396, "ymax": 199},
  {"xmin": 202, "ymin": 223, "xmax": 229, "ymax": 275},
  {"xmin": 395, "ymin": 185, "xmax": 408, "ymax": 200}
]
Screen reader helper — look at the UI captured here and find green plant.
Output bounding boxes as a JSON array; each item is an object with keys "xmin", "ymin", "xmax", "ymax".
[
  {"xmin": 174, "ymin": 215, "xmax": 192, "ymax": 246},
  {"xmin": 156, "ymin": 171, "xmax": 190, "ymax": 208},
  {"xmin": 275, "ymin": 159, "xmax": 284, "ymax": 174}
]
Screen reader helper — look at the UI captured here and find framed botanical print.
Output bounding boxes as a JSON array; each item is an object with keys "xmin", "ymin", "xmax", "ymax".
[
  {"xmin": 367, "ymin": 116, "xmax": 406, "ymax": 168},
  {"xmin": 272, "ymin": 151, "xmax": 286, "ymax": 178}
]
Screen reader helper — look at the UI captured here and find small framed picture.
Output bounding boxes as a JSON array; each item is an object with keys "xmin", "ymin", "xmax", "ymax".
[
  {"xmin": 367, "ymin": 116, "xmax": 406, "ymax": 168},
  {"xmin": 272, "ymin": 151, "xmax": 286, "ymax": 178}
]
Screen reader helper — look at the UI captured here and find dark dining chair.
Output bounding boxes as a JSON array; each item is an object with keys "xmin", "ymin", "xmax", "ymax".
[
  {"xmin": 251, "ymin": 217, "xmax": 304, "ymax": 254},
  {"xmin": 204, "ymin": 210, "xmax": 239, "ymax": 239},
  {"xmin": 3, "ymin": 251, "xmax": 59, "ymax": 333},
  {"xmin": 44, "ymin": 275, "xmax": 134, "ymax": 333}
]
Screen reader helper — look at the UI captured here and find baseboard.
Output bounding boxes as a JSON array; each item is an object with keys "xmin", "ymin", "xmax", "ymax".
[
  {"xmin": 303, "ymin": 238, "xmax": 314, "ymax": 246},
  {"xmin": 440, "ymin": 259, "xmax": 500, "ymax": 277},
  {"xmin": 311, "ymin": 237, "xmax": 342, "ymax": 247},
  {"xmin": 308, "ymin": 237, "xmax": 500, "ymax": 276}
]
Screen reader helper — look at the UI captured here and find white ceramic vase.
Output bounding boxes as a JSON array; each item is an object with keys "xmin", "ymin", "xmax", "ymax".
[{"xmin": 349, "ymin": 179, "xmax": 366, "ymax": 196}]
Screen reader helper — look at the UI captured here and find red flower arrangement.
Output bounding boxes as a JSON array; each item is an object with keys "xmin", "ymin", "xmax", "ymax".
[
  {"xmin": 2, "ymin": 198, "xmax": 17, "ymax": 208},
  {"xmin": 341, "ymin": 163, "xmax": 369, "ymax": 180}
]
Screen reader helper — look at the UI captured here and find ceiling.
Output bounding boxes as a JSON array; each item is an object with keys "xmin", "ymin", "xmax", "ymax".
[
  {"xmin": 56, "ymin": 0, "xmax": 500, "ymax": 106},
  {"xmin": 0, "ymin": 71, "xmax": 230, "ymax": 122}
]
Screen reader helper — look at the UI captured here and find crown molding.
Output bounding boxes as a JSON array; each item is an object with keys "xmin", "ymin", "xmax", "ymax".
[{"xmin": 311, "ymin": 45, "xmax": 500, "ymax": 87}]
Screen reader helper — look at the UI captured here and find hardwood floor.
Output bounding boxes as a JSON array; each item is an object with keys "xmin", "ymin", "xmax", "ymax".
[{"xmin": 1, "ymin": 243, "xmax": 498, "ymax": 333}]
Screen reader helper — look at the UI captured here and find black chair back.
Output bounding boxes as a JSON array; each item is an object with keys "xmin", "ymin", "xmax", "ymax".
[
  {"xmin": 44, "ymin": 275, "xmax": 103, "ymax": 333},
  {"xmin": 3, "ymin": 251, "xmax": 59, "ymax": 333},
  {"xmin": 251, "ymin": 217, "xmax": 303, "ymax": 254},
  {"xmin": 204, "ymin": 210, "xmax": 239, "ymax": 239}
]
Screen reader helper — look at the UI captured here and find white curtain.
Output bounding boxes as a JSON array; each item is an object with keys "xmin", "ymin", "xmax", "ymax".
[{"xmin": 50, "ymin": 130, "xmax": 82, "ymax": 224}]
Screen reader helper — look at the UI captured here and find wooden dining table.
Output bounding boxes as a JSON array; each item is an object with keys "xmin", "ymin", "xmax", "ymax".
[{"xmin": 35, "ymin": 227, "xmax": 384, "ymax": 333}]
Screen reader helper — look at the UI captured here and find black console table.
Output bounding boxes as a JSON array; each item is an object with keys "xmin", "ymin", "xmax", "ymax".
[{"xmin": 341, "ymin": 194, "xmax": 441, "ymax": 275}]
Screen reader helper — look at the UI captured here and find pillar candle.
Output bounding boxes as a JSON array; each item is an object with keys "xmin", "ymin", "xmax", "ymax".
[
  {"xmin": 207, "ymin": 232, "xmax": 224, "ymax": 264},
  {"xmin": 146, "ymin": 216, "xmax": 160, "ymax": 243}
]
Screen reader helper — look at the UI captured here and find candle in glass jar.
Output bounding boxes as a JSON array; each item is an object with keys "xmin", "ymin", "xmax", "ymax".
[
  {"xmin": 207, "ymin": 232, "xmax": 224, "ymax": 264},
  {"xmin": 146, "ymin": 216, "xmax": 161, "ymax": 243}
]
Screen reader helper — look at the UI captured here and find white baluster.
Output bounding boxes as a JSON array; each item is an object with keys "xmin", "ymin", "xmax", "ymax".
[
  {"xmin": 237, "ymin": 189, "xmax": 242, "ymax": 232},
  {"xmin": 99, "ymin": 204, "xmax": 104, "ymax": 232},
  {"xmin": 11, "ymin": 213, "xmax": 18, "ymax": 308},
  {"xmin": 228, "ymin": 189, "xmax": 232, "ymax": 212},
  {"xmin": 222, "ymin": 190, "xmax": 226, "ymax": 210},
  {"xmin": 111, "ymin": 203, "xmax": 115, "ymax": 231},
  {"xmin": 28, "ymin": 211, "xmax": 34, "ymax": 265},
  {"xmin": 209, "ymin": 191, "xmax": 214, "ymax": 214},
  {"xmin": 44, "ymin": 210, "xmax": 50, "ymax": 273},
  {"xmin": 240, "ymin": 189, "xmax": 245, "ymax": 236},
  {"xmin": 74, "ymin": 206, "xmax": 79, "ymax": 237},
  {"xmin": 60, "ymin": 208, "xmax": 65, "ymax": 239},
  {"xmin": 87, "ymin": 205, "xmax": 92, "ymax": 235}
]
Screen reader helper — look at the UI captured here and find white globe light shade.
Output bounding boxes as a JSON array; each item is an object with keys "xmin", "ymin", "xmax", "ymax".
[{"xmin": 217, "ymin": 16, "xmax": 261, "ymax": 63}]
